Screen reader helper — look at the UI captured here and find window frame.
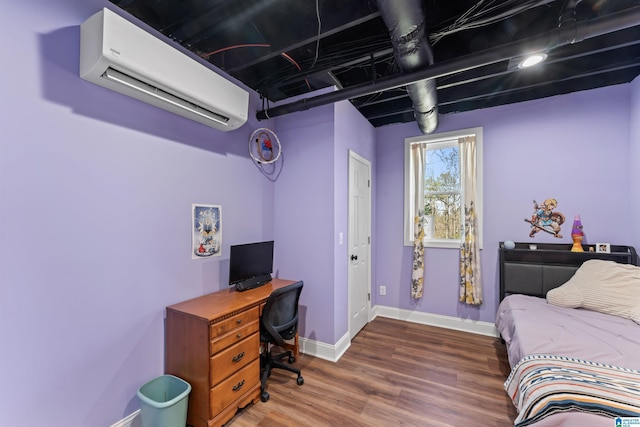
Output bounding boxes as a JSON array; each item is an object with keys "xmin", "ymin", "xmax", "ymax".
[{"xmin": 403, "ymin": 127, "xmax": 483, "ymax": 249}]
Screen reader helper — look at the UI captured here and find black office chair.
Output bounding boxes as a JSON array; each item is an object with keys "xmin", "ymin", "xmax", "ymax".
[{"xmin": 260, "ymin": 281, "xmax": 304, "ymax": 402}]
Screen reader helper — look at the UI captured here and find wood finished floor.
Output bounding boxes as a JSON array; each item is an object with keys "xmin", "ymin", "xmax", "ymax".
[{"xmin": 227, "ymin": 317, "xmax": 518, "ymax": 426}]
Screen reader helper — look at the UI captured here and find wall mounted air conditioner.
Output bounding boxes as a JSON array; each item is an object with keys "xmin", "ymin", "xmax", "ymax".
[{"xmin": 80, "ymin": 8, "xmax": 249, "ymax": 132}]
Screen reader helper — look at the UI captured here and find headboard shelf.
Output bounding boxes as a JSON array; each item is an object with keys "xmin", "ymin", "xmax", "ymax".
[{"xmin": 499, "ymin": 242, "xmax": 638, "ymax": 301}]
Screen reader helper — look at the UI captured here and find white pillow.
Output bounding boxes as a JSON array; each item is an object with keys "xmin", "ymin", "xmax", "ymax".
[{"xmin": 546, "ymin": 259, "xmax": 640, "ymax": 324}]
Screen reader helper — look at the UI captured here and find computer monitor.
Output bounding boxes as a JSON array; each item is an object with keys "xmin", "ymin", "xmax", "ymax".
[{"xmin": 228, "ymin": 240, "xmax": 274, "ymax": 291}]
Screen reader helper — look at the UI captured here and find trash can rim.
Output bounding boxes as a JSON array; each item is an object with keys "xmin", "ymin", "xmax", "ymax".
[{"xmin": 137, "ymin": 374, "xmax": 192, "ymax": 409}]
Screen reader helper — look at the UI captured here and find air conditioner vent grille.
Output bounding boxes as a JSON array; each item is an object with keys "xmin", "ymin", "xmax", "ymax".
[{"xmin": 102, "ymin": 67, "xmax": 230, "ymax": 125}]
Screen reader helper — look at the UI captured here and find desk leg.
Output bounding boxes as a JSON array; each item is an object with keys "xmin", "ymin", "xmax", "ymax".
[{"xmin": 282, "ymin": 333, "xmax": 299, "ymax": 357}]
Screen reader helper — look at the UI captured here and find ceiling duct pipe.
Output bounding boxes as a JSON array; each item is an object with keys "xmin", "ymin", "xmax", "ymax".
[
  {"xmin": 559, "ymin": 0, "xmax": 582, "ymax": 28},
  {"xmin": 557, "ymin": 0, "xmax": 582, "ymax": 42},
  {"xmin": 375, "ymin": 0, "xmax": 438, "ymax": 134},
  {"xmin": 256, "ymin": 6, "xmax": 640, "ymax": 124}
]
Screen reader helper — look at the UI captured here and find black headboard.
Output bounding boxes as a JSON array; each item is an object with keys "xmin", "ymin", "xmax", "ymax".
[{"xmin": 499, "ymin": 242, "xmax": 638, "ymax": 301}]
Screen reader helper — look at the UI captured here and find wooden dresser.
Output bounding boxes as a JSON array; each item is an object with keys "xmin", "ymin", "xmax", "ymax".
[{"xmin": 165, "ymin": 279, "xmax": 297, "ymax": 427}]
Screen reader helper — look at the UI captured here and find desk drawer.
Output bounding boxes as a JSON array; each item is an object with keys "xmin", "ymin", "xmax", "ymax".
[
  {"xmin": 210, "ymin": 360, "xmax": 259, "ymax": 417},
  {"xmin": 210, "ymin": 332, "xmax": 259, "ymax": 386},
  {"xmin": 210, "ymin": 307, "xmax": 259, "ymax": 339},
  {"xmin": 210, "ymin": 319, "xmax": 259, "ymax": 355}
]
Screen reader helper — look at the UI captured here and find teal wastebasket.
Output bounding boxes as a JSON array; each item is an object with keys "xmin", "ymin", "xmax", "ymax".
[{"xmin": 137, "ymin": 374, "xmax": 191, "ymax": 427}]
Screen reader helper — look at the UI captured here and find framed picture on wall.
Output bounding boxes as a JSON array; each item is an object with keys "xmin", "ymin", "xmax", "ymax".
[
  {"xmin": 595, "ymin": 242, "xmax": 611, "ymax": 253},
  {"xmin": 192, "ymin": 204, "xmax": 222, "ymax": 259}
]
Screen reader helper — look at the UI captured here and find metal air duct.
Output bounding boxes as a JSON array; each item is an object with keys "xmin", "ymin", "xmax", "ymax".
[
  {"xmin": 255, "ymin": 6, "xmax": 640, "ymax": 127},
  {"xmin": 375, "ymin": 0, "xmax": 438, "ymax": 134}
]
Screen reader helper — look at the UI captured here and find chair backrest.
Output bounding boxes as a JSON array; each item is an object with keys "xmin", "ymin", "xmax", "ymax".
[{"xmin": 261, "ymin": 281, "xmax": 303, "ymax": 346}]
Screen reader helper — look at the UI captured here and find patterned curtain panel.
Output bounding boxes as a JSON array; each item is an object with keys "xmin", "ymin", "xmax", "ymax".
[
  {"xmin": 411, "ymin": 143, "xmax": 426, "ymax": 299},
  {"xmin": 458, "ymin": 136, "xmax": 483, "ymax": 305}
]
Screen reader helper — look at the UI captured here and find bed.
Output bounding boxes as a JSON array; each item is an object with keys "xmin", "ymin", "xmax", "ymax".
[{"xmin": 495, "ymin": 242, "xmax": 640, "ymax": 427}]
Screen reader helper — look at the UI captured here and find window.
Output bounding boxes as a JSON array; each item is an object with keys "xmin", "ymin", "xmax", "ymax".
[{"xmin": 404, "ymin": 127, "xmax": 483, "ymax": 248}]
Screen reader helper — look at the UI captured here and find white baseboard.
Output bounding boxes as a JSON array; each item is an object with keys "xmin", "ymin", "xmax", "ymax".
[
  {"xmin": 299, "ymin": 332, "xmax": 350, "ymax": 362},
  {"xmin": 298, "ymin": 307, "xmax": 496, "ymax": 364},
  {"xmin": 372, "ymin": 305, "xmax": 499, "ymax": 337},
  {"xmin": 110, "ymin": 409, "xmax": 140, "ymax": 427}
]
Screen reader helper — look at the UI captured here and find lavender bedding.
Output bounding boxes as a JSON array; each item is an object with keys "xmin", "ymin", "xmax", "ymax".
[
  {"xmin": 496, "ymin": 294, "xmax": 640, "ymax": 426},
  {"xmin": 496, "ymin": 294, "xmax": 640, "ymax": 370}
]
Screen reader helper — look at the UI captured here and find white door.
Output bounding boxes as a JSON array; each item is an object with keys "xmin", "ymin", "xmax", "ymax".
[{"xmin": 348, "ymin": 150, "xmax": 371, "ymax": 339}]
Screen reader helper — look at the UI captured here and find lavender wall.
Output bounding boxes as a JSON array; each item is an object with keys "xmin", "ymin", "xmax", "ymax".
[
  {"xmin": 273, "ymin": 97, "xmax": 375, "ymax": 344},
  {"xmin": 630, "ymin": 76, "xmax": 640, "ymax": 251},
  {"xmin": 333, "ymin": 101, "xmax": 376, "ymax": 339},
  {"xmin": 0, "ymin": 2, "xmax": 276, "ymax": 426},
  {"xmin": 273, "ymin": 103, "xmax": 336, "ymax": 344},
  {"xmin": 375, "ymin": 84, "xmax": 634, "ymax": 323},
  {"xmin": 1, "ymin": 2, "xmax": 637, "ymax": 426}
]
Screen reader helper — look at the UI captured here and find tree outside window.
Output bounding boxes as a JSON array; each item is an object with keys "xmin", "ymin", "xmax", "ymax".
[
  {"xmin": 425, "ymin": 145, "xmax": 460, "ymax": 240},
  {"xmin": 404, "ymin": 127, "xmax": 483, "ymax": 249}
]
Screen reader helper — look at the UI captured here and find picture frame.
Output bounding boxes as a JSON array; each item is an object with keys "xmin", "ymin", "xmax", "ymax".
[
  {"xmin": 595, "ymin": 242, "xmax": 610, "ymax": 253},
  {"xmin": 192, "ymin": 204, "xmax": 222, "ymax": 259}
]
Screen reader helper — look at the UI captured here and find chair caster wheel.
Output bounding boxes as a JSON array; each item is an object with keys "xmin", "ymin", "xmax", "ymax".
[
  {"xmin": 288, "ymin": 356, "xmax": 295, "ymax": 364},
  {"xmin": 297, "ymin": 376, "xmax": 304, "ymax": 386},
  {"xmin": 261, "ymin": 391, "xmax": 270, "ymax": 402}
]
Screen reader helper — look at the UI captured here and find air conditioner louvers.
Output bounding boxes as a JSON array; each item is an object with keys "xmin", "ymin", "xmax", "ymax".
[{"xmin": 80, "ymin": 8, "xmax": 248, "ymax": 132}]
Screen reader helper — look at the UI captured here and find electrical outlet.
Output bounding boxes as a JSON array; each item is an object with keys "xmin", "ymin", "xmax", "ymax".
[{"xmin": 379, "ymin": 286, "xmax": 386, "ymax": 296}]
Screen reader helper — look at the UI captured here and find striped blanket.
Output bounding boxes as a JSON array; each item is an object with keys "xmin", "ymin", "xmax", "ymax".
[{"xmin": 505, "ymin": 354, "xmax": 640, "ymax": 426}]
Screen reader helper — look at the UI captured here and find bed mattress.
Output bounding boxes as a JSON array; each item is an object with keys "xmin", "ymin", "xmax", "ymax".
[
  {"xmin": 496, "ymin": 294, "xmax": 640, "ymax": 426},
  {"xmin": 496, "ymin": 294, "xmax": 640, "ymax": 371}
]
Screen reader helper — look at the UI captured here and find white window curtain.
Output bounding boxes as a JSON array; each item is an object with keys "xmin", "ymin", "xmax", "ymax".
[
  {"xmin": 411, "ymin": 143, "xmax": 426, "ymax": 299},
  {"xmin": 458, "ymin": 136, "xmax": 482, "ymax": 305}
]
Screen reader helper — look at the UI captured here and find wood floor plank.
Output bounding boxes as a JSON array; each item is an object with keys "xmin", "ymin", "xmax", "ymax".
[{"xmin": 226, "ymin": 317, "xmax": 518, "ymax": 426}]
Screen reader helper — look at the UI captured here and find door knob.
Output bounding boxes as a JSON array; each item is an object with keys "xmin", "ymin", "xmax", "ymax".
[{"xmin": 350, "ymin": 254, "xmax": 358, "ymax": 261}]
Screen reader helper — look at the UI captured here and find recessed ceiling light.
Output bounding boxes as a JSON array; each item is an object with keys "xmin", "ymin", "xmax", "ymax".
[{"xmin": 518, "ymin": 53, "xmax": 548, "ymax": 69}]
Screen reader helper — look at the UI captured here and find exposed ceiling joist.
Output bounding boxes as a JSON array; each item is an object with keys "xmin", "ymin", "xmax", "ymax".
[{"xmin": 111, "ymin": 0, "xmax": 640, "ymax": 130}]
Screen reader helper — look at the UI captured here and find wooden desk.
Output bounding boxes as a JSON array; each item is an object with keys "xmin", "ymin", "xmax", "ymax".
[{"xmin": 165, "ymin": 279, "xmax": 298, "ymax": 427}]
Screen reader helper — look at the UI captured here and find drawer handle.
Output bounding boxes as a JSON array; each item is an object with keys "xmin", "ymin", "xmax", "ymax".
[
  {"xmin": 236, "ymin": 319, "xmax": 242, "ymax": 324},
  {"xmin": 232, "ymin": 379, "xmax": 245, "ymax": 392},
  {"xmin": 232, "ymin": 351, "xmax": 245, "ymax": 363},
  {"xmin": 236, "ymin": 333, "xmax": 242, "ymax": 339}
]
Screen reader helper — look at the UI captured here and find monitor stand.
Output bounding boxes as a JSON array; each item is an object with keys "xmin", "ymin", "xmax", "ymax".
[{"xmin": 235, "ymin": 273, "xmax": 272, "ymax": 292}]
